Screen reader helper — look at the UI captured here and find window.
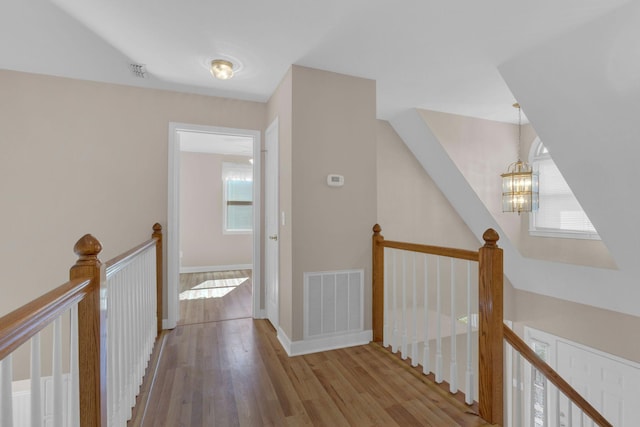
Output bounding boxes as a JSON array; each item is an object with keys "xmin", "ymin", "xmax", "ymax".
[
  {"xmin": 222, "ymin": 162, "xmax": 253, "ymax": 233},
  {"xmin": 529, "ymin": 339, "xmax": 550, "ymax": 427},
  {"xmin": 529, "ymin": 139, "xmax": 599, "ymax": 240}
]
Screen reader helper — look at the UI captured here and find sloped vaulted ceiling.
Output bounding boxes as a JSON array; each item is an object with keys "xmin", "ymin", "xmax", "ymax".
[{"xmin": 394, "ymin": 1, "xmax": 640, "ymax": 317}]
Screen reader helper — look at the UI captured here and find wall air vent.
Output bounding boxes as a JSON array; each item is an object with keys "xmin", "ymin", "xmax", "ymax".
[{"xmin": 129, "ymin": 63, "xmax": 147, "ymax": 79}]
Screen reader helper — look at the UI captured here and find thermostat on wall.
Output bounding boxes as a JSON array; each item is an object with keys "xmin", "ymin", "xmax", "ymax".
[{"xmin": 327, "ymin": 174, "xmax": 344, "ymax": 187}]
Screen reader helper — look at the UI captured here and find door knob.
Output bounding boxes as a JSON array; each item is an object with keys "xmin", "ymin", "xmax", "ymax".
[{"xmin": 269, "ymin": 235, "xmax": 278, "ymax": 241}]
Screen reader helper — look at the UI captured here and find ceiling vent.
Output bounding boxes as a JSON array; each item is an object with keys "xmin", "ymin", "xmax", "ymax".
[{"xmin": 129, "ymin": 63, "xmax": 147, "ymax": 79}]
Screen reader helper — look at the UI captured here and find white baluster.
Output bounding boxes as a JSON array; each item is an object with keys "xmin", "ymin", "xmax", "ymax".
[
  {"xmin": 391, "ymin": 250, "xmax": 398, "ymax": 353},
  {"xmin": 69, "ymin": 305, "xmax": 79, "ymax": 427},
  {"xmin": 126, "ymin": 269, "xmax": 133, "ymax": 424},
  {"xmin": 514, "ymin": 348, "xmax": 522, "ymax": 425},
  {"xmin": 435, "ymin": 257, "xmax": 443, "ymax": 383},
  {"xmin": 464, "ymin": 261, "xmax": 473, "ymax": 404},
  {"xmin": 555, "ymin": 386, "xmax": 561, "ymax": 427},
  {"xmin": 543, "ymin": 376, "xmax": 548, "ymax": 427},
  {"xmin": 567, "ymin": 400, "xmax": 573, "ymax": 427},
  {"xmin": 411, "ymin": 252, "xmax": 418, "ymax": 367},
  {"xmin": 52, "ymin": 317, "xmax": 63, "ymax": 427},
  {"xmin": 422, "ymin": 254, "xmax": 430, "ymax": 375},
  {"xmin": 1, "ymin": 354, "xmax": 14, "ymax": 427},
  {"xmin": 401, "ymin": 251, "xmax": 408, "ymax": 359},
  {"xmin": 127, "ymin": 268, "xmax": 133, "ymax": 424},
  {"xmin": 108, "ymin": 274, "xmax": 115, "ymax": 425},
  {"xmin": 579, "ymin": 406, "xmax": 584, "ymax": 426},
  {"xmin": 450, "ymin": 258, "xmax": 457, "ymax": 393},
  {"xmin": 30, "ymin": 333, "xmax": 42, "ymax": 427},
  {"xmin": 383, "ymin": 247, "xmax": 390, "ymax": 348}
]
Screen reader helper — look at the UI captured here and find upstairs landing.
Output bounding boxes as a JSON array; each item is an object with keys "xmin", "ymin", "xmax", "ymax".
[{"xmin": 129, "ymin": 317, "xmax": 494, "ymax": 426}]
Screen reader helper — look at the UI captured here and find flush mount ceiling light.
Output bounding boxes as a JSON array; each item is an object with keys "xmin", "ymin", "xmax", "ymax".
[
  {"xmin": 210, "ymin": 59, "xmax": 234, "ymax": 80},
  {"xmin": 501, "ymin": 103, "xmax": 539, "ymax": 215}
]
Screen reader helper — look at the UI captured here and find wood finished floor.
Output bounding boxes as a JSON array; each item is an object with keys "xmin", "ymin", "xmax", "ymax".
[
  {"xmin": 129, "ymin": 317, "xmax": 492, "ymax": 427},
  {"xmin": 179, "ymin": 270, "xmax": 252, "ymax": 325}
]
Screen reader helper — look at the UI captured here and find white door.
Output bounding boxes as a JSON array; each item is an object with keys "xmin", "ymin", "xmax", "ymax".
[
  {"xmin": 557, "ymin": 341, "xmax": 640, "ymax": 427},
  {"xmin": 265, "ymin": 118, "xmax": 279, "ymax": 328},
  {"xmin": 525, "ymin": 327, "xmax": 640, "ymax": 427}
]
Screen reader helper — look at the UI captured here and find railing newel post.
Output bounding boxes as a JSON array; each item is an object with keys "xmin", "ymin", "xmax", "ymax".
[
  {"xmin": 152, "ymin": 223, "xmax": 163, "ymax": 333},
  {"xmin": 70, "ymin": 234, "xmax": 107, "ymax": 427},
  {"xmin": 478, "ymin": 228, "xmax": 503, "ymax": 425},
  {"xmin": 372, "ymin": 224, "xmax": 384, "ymax": 343}
]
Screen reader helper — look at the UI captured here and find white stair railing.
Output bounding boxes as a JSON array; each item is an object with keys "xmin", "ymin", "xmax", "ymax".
[
  {"xmin": 0, "ymin": 223, "xmax": 162, "ymax": 427},
  {"xmin": 504, "ymin": 327, "xmax": 612, "ymax": 427},
  {"xmin": 0, "ymin": 279, "xmax": 88, "ymax": 427},
  {"xmin": 105, "ymin": 243, "xmax": 158, "ymax": 426},
  {"xmin": 382, "ymin": 244, "xmax": 479, "ymax": 404}
]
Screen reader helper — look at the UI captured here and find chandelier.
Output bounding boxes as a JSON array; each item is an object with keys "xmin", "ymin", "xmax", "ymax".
[{"xmin": 501, "ymin": 103, "xmax": 538, "ymax": 214}]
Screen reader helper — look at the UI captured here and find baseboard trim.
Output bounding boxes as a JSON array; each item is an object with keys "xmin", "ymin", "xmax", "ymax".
[
  {"xmin": 179, "ymin": 264, "xmax": 252, "ymax": 274},
  {"xmin": 253, "ymin": 309, "xmax": 267, "ymax": 319},
  {"xmin": 162, "ymin": 318, "xmax": 176, "ymax": 330},
  {"xmin": 277, "ymin": 328, "xmax": 372, "ymax": 357}
]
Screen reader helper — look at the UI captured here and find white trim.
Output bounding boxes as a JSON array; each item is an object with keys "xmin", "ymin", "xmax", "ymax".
[
  {"xmin": 168, "ymin": 123, "xmax": 262, "ymax": 329},
  {"xmin": 528, "ymin": 137, "xmax": 601, "ymax": 241},
  {"xmin": 528, "ymin": 228, "xmax": 601, "ymax": 240},
  {"xmin": 179, "ymin": 264, "xmax": 252, "ymax": 274},
  {"xmin": 277, "ymin": 326, "xmax": 372, "ymax": 357},
  {"xmin": 264, "ymin": 117, "xmax": 280, "ymax": 330}
]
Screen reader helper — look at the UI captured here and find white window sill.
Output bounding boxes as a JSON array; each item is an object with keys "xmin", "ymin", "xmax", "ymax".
[{"xmin": 529, "ymin": 228, "xmax": 601, "ymax": 241}]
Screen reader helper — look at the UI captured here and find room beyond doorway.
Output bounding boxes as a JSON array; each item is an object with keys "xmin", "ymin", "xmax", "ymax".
[
  {"xmin": 167, "ymin": 123, "xmax": 262, "ymax": 330},
  {"xmin": 178, "ymin": 270, "xmax": 253, "ymax": 325}
]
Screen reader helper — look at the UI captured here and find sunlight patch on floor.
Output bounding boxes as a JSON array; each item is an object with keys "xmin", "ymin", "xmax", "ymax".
[{"xmin": 180, "ymin": 277, "xmax": 249, "ymax": 300}]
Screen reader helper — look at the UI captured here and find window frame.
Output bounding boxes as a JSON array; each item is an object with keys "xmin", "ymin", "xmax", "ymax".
[
  {"xmin": 222, "ymin": 162, "xmax": 253, "ymax": 235},
  {"xmin": 528, "ymin": 138, "xmax": 600, "ymax": 240}
]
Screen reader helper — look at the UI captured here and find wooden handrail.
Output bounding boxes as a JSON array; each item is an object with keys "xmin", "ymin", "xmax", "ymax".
[
  {"xmin": 372, "ymin": 224, "xmax": 478, "ymax": 342},
  {"xmin": 372, "ymin": 224, "xmax": 504, "ymax": 425},
  {"xmin": 0, "ymin": 277, "xmax": 91, "ymax": 361},
  {"xmin": 0, "ymin": 223, "xmax": 163, "ymax": 427},
  {"xmin": 372, "ymin": 224, "xmax": 611, "ymax": 426},
  {"xmin": 381, "ymin": 240, "xmax": 479, "ymax": 261},
  {"xmin": 105, "ymin": 223, "xmax": 163, "ymax": 333},
  {"xmin": 105, "ymin": 238, "xmax": 157, "ymax": 275},
  {"xmin": 503, "ymin": 327, "xmax": 613, "ymax": 427}
]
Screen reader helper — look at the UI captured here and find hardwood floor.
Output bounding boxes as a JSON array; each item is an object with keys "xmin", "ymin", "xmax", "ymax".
[
  {"xmin": 179, "ymin": 270, "xmax": 252, "ymax": 325},
  {"xmin": 130, "ymin": 317, "xmax": 493, "ymax": 426}
]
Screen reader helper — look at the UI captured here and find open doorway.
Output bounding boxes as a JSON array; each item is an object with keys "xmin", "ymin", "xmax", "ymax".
[{"xmin": 167, "ymin": 123, "xmax": 261, "ymax": 329}]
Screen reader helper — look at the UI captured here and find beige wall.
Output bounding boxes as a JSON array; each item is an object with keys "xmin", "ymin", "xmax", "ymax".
[
  {"xmin": 420, "ymin": 109, "xmax": 616, "ymax": 269},
  {"xmin": 0, "ymin": 69, "xmax": 265, "ymax": 318},
  {"xmin": 376, "ymin": 120, "xmax": 480, "ymax": 250},
  {"xmin": 510, "ymin": 287, "xmax": 640, "ymax": 363},
  {"xmin": 419, "ymin": 109, "xmax": 521, "ymax": 246},
  {"xmin": 289, "ymin": 66, "xmax": 377, "ymax": 341},
  {"xmin": 179, "ymin": 152, "xmax": 252, "ymax": 268}
]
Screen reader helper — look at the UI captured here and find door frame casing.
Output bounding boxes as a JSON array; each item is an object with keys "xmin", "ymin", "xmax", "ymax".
[
  {"xmin": 264, "ymin": 117, "xmax": 279, "ymax": 329},
  {"xmin": 167, "ymin": 122, "xmax": 262, "ymax": 329}
]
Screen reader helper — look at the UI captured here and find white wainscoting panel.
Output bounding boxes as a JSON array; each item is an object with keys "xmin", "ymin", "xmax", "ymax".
[{"xmin": 12, "ymin": 375, "xmax": 71, "ymax": 427}]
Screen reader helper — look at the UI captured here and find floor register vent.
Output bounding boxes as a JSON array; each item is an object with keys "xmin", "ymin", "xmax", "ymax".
[{"xmin": 304, "ymin": 269, "xmax": 364, "ymax": 339}]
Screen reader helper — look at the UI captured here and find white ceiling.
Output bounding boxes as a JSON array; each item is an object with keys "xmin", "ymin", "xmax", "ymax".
[
  {"xmin": 0, "ymin": 0, "xmax": 631, "ymax": 122},
  {"xmin": 179, "ymin": 131, "xmax": 253, "ymax": 156}
]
